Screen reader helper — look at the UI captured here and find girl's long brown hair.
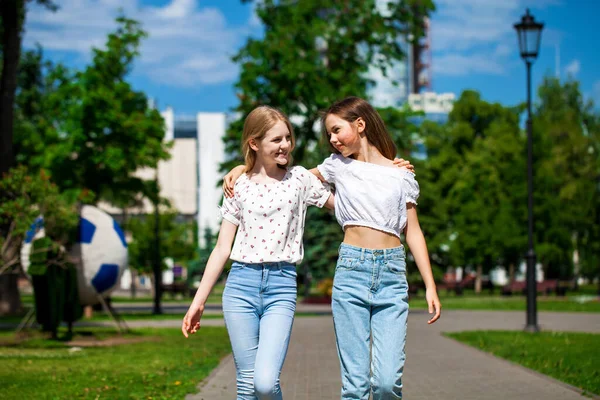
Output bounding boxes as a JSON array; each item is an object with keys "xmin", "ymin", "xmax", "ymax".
[
  {"xmin": 321, "ymin": 96, "xmax": 397, "ymax": 160},
  {"xmin": 242, "ymin": 106, "xmax": 295, "ymax": 172}
]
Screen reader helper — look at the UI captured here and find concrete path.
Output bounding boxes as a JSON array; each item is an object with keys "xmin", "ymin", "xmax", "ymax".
[
  {"xmin": 4, "ymin": 307, "xmax": 598, "ymax": 399},
  {"xmin": 186, "ymin": 310, "xmax": 600, "ymax": 400}
]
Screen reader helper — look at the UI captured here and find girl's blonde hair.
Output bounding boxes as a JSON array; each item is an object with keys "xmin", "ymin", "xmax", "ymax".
[
  {"xmin": 321, "ymin": 96, "xmax": 397, "ymax": 160},
  {"xmin": 242, "ymin": 106, "xmax": 295, "ymax": 172}
]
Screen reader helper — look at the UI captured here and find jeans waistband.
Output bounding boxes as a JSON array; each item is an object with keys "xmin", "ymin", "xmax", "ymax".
[
  {"xmin": 232, "ymin": 261, "xmax": 295, "ymax": 269},
  {"xmin": 338, "ymin": 243, "xmax": 405, "ymax": 261}
]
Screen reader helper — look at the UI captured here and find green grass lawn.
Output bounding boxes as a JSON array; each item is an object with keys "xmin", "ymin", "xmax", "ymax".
[
  {"xmin": 446, "ymin": 330, "xmax": 600, "ymax": 397},
  {"xmin": 0, "ymin": 326, "xmax": 231, "ymax": 399},
  {"xmin": 408, "ymin": 294, "xmax": 600, "ymax": 312}
]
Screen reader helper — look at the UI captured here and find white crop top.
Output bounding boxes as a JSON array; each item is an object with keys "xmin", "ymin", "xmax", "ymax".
[
  {"xmin": 317, "ymin": 154, "xmax": 419, "ymax": 238},
  {"xmin": 220, "ymin": 166, "xmax": 330, "ymax": 264}
]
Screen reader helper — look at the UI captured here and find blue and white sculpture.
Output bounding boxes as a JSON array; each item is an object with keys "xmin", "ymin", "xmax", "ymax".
[{"xmin": 21, "ymin": 205, "xmax": 128, "ymax": 306}]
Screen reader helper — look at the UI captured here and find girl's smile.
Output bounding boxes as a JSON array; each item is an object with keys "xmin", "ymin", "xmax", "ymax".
[{"xmin": 253, "ymin": 120, "xmax": 293, "ymax": 166}]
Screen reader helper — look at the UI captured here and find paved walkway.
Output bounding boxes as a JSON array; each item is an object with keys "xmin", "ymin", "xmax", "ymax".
[
  {"xmin": 4, "ymin": 307, "xmax": 599, "ymax": 399},
  {"xmin": 186, "ymin": 310, "xmax": 600, "ymax": 400}
]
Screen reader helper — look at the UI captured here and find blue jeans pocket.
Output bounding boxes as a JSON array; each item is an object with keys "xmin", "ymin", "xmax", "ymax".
[
  {"xmin": 336, "ymin": 256, "xmax": 359, "ymax": 271},
  {"xmin": 385, "ymin": 258, "xmax": 406, "ymax": 275},
  {"xmin": 279, "ymin": 264, "xmax": 297, "ymax": 279},
  {"xmin": 230, "ymin": 262, "xmax": 246, "ymax": 271}
]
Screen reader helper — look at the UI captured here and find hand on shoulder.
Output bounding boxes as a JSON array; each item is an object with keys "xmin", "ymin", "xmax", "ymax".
[{"xmin": 393, "ymin": 158, "xmax": 415, "ymax": 174}]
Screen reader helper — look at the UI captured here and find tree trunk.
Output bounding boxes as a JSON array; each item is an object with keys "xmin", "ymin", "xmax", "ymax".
[
  {"xmin": 0, "ymin": 1, "xmax": 25, "ymax": 317},
  {"xmin": 152, "ymin": 200, "xmax": 162, "ymax": 314},
  {"xmin": 508, "ymin": 263, "xmax": 515, "ymax": 283},
  {"xmin": 0, "ymin": 273, "xmax": 22, "ymax": 315},
  {"xmin": 130, "ymin": 268, "xmax": 137, "ymax": 299},
  {"xmin": 475, "ymin": 264, "xmax": 483, "ymax": 294},
  {"xmin": 0, "ymin": 0, "xmax": 24, "ymax": 176}
]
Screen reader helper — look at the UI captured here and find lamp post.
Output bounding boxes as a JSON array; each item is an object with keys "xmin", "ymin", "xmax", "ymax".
[{"xmin": 514, "ymin": 9, "xmax": 543, "ymax": 333}]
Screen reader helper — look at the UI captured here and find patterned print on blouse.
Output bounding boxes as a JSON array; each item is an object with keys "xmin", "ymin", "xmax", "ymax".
[{"xmin": 220, "ymin": 166, "xmax": 330, "ymax": 264}]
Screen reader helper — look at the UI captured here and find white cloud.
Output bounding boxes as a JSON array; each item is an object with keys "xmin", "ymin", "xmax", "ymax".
[
  {"xmin": 434, "ymin": 54, "xmax": 506, "ymax": 76},
  {"xmin": 248, "ymin": 0, "xmax": 264, "ymax": 29},
  {"xmin": 431, "ymin": 0, "xmax": 562, "ymax": 77},
  {"xmin": 24, "ymin": 0, "xmax": 253, "ymax": 87},
  {"xmin": 564, "ymin": 59, "xmax": 580, "ymax": 76}
]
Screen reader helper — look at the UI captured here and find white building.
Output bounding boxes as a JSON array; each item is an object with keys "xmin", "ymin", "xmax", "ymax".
[{"xmin": 408, "ymin": 92, "xmax": 455, "ymax": 114}]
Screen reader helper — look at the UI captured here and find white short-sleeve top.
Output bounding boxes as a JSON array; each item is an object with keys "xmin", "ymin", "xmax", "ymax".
[
  {"xmin": 220, "ymin": 166, "xmax": 330, "ymax": 264},
  {"xmin": 317, "ymin": 154, "xmax": 419, "ymax": 238}
]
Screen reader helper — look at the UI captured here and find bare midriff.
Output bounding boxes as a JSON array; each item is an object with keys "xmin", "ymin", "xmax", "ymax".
[{"xmin": 343, "ymin": 225, "xmax": 402, "ymax": 249}]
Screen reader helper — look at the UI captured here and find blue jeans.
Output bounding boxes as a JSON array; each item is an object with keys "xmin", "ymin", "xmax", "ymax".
[
  {"xmin": 331, "ymin": 243, "xmax": 409, "ymax": 399},
  {"xmin": 223, "ymin": 261, "xmax": 297, "ymax": 400}
]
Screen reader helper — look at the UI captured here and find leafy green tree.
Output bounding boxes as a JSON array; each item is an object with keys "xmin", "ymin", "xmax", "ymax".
[
  {"xmin": 1, "ymin": 15, "xmax": 171, "ymax": 313},
  {"xmin": 126, "ymin": 209, "xmax": 196, "ymax": 288},
  {"xmin": 532, "ymin": 77, "xmax": 598, "ymax": 280},
  {"xmin": 225, "ymin": 0, "xmax": 434, "ymax": 170},
  {"xmin": 38, "ymin": 16, "xmax": 171, "ymax": 206},
  {"xmin": 13, "ymin": 46, "xmax": 65, "ymax": 170},
  {"xmin": 417, "ymin": 91, "xmax": 526, "ymax": 291},
  {"xmin": 0, "ymin": 166, "xmax": 86, "ymax": 315},
  {"xmin": 417, "ymin": 80, "xmax": 599, "ymax": 290}
]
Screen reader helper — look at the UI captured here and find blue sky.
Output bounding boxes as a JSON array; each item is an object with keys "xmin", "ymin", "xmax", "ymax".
[{"xmin": 25, "ymin": 0, "xmax": 600, "ymax": 115}]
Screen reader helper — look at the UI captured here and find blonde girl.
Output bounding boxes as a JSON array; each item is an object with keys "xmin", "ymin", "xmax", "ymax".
[{"xmin": 183, "ymin": 106, "xmax": 333, "ymax": 400}]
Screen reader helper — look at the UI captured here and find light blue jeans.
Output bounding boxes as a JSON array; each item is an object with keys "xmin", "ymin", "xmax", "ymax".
[
  {"xmin": 222, "ymin": 261, "xmax": 297, "ymax": 400},
  {"xmin": 332, "ymin": 243, "xmax": 409, "ymax": 399}
]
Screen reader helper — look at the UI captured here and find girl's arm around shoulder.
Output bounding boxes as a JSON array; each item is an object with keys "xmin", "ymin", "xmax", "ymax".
[
  {"xmin": 223, "ymin": 165, "xmax": 246, "ymax": 198},
  {"xmin": 309, "ymin": 167, "xmax": 326, "ymax": 182},
  {"xmin": 404, "ymin": 204, "xmax": 441, "ymax": 324},
  {"xmin": 324, "ymin": 193, "xmax": 335, "ymax": 210},
  {"xmin": 296, "ymin": 166, "xmax": 332, "ymax": 209},
  {"xmin": 313, "ymin": 153, "xmax": 346, "ymax": 183},
  {"xmin": 182, "ymin": 219, "xmax": 237, "ymax": 337}
]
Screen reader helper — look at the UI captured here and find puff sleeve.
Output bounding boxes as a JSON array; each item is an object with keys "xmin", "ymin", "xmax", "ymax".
[
  {"xmin": 316, "ymin": 154, "xmax": 343, "ymax": 184},
  {"xmin": 301, "ymin": 168, "xmax": 331, "ymax": 208},
  {"xmin": 220, "ymin": 194, "xmax": 241, "ymax": 225},
  {"xmin": 402, "ymin": 170, "xmax": 420, "ymax": 205}
]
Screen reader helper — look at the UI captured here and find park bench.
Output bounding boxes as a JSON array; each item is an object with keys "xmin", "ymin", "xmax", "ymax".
[
  {"xmin": 501, "ymin": 279, "xmax": 561, "ymax": 296},
  {"xmin": 161, "ymin": 281, "xmax": 190, "ymax": 298}
]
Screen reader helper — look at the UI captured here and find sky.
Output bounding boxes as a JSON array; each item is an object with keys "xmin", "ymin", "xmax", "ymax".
[{"xmin": 24, "ymin": 0, "xmax": 600, "ymax": 115}]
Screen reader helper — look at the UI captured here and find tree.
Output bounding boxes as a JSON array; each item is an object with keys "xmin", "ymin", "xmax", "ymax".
[
  {"xmin": 13, "ymin": 46, "xmax": 65, "ymax": 170},
  {"xmin": 0, "ymin": 43, "xmax": 66, "ymax": 315},
  {"xmin": 417, "ymin": 90, "xmax": 526, "ymax": 292},
  {"xmin": 532, "ymin": 77, "xmax": 598, "ymax": 280},
  {"xmin": 38, "ymin": 16, "xmax": 171, "ymax": 206},
  {"xmin": 0, "ymin": 166, "xmax": 86, "ymax": 315},
  {"xmin": 225, "ymin": 0, "xmax": 435, "ymax": 170},
  {"xmin": 227, "ymin": 0, "xmax": 435, "ymax": 285},
  {"xmin": 0, "ymin": 0, "xmax": 57, "ymax": 175},
  {"xmin": 1, "ymin": 15, "xmax": 171, "ymax": 314},
  {"xmin": 126, "ymin": 208, "xmax": 196, "ymax": 306},
  {"xmin": 416, "ymin": 80, "xmax": 599, "ymax": 291}
]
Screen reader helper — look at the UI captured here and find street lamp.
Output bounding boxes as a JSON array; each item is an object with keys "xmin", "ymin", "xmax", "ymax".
[{"xmin": 514, "ymin": 9, "xmax": 543, "ymax": 333}]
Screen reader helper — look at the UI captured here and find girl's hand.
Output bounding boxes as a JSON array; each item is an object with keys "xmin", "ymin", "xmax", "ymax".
[
  {"xmin": 223, "ymin": 165, "xmax": 245, "ymax": 198},
  {"xmin": 425, "ymin": 287, "xmax": 441, "ymax": 324},
  {"xmin": 393, "ymin": 158, "xmax": 415, "ymax": 174},
  {"xmin": 181, "ymin": 303, "xmax": 204, "ymax": 338}
]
